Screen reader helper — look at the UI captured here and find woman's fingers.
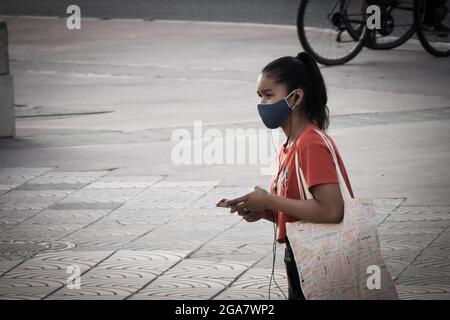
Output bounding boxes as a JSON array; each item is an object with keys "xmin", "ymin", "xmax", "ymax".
[
  {"xmin": 234, "ymin": 202, "xmax": 248, "ymax": 210},
  {"xmin": 236, "ymin": 208, "xmax": 251, "ymax": 216},
  {"xmin": 224, "ymin": 194, "xmax": 248, "ymax": 207},
  {"xmin": 242, "ymin": 212, "xmax": 263, "ymax": 223}
]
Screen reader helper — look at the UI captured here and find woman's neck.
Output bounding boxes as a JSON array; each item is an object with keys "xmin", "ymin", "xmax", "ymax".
[{"xmin": 281, "ymin": 114, "xmax": 311, "ymax": 148}]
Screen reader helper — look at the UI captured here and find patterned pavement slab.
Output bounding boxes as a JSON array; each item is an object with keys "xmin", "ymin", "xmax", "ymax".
[{"xmin": 0, "ymin": 167, "xmax": 449, "ymax": 299}]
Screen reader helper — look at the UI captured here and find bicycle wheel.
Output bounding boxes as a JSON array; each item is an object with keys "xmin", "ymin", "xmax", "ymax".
[
  {"xmin": 414, "ymin": 0, "xmax": 450, "ymax": 56},
  {"xmin": 297, "ymin": 0, "xmax": 368, "ymax": 65},
  {"xmin": 366, "ymin": 0, "xmax": 416, "ymax": 50}
]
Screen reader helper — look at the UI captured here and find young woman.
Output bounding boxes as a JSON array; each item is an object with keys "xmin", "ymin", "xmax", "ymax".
[{"xmin": 222, "ymin": 52, "xmax": 354, "ymax": 300}]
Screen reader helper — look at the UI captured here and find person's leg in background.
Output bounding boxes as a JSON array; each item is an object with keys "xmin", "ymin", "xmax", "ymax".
[
  {"xmin": 284, "ymin": 236, "xmax": 306, "ymax": 300},
  {"xmin": 423, "ymin": 0, "xmax": 449, "ymax": 32}
]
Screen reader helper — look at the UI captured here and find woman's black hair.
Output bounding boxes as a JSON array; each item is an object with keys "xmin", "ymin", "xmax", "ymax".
[{"xmin": 261, "ymin": 52, "xmax": 329, "ymax": 130}]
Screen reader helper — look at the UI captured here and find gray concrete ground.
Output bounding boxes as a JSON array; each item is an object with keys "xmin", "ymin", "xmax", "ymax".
[{"xmin": 0, "ymin": 16, "xmax": 449, "ymax": 300}]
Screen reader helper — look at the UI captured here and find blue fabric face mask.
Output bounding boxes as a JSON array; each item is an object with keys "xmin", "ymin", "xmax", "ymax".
[{"xmin": 257, "ymin": 90, "xmax": 297, "ymax": 129}]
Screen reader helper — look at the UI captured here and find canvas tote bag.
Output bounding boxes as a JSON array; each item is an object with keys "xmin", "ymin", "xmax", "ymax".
[{"xmin": 285, "ymin": 129, "xmax": 398, "ymax": 300}]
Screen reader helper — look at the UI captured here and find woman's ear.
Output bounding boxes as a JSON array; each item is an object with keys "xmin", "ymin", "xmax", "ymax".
[{"xmin": 293, "ymin": 89, "xmax": 304, "ymax": 109}]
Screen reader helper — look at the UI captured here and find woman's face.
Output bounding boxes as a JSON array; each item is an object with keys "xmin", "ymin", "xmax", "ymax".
[{"xmin": 256, "ymin": 72, "xmax": 289, "ymax": 105}]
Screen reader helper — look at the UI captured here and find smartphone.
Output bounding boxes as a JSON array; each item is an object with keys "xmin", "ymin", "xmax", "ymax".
[{"xmin": 216, "ymin": 199, "xmax": 230, "ymax": 208}]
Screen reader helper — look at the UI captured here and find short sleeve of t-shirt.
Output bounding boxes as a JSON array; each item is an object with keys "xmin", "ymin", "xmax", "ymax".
[{"xmin": 298, "ymin": 131, "xmax": 339, "ymax": 192}]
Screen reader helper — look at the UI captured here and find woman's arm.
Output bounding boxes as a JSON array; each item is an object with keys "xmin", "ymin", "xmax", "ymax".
[
  {"xmin": 225, "ymin": 184, "xmax": 344, "ymax": 224},
  {"xmin": 267, "ymin": 184, "xmax": 344, "ymax": 223}
]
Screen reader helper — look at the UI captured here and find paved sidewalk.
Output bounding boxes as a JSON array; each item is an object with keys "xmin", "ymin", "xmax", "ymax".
[{"xmin": 0, "ymin": 17, "xmax": 449, "ymax": 300}]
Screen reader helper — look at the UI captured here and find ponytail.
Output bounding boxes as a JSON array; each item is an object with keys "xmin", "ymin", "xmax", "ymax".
[
  {"xmin": 296, "ymin": 52, "xmax": 329, "ymax": 130},
  {"xmin": 261, "ymin": 52, "xmax": 329, "ymax": 130}
]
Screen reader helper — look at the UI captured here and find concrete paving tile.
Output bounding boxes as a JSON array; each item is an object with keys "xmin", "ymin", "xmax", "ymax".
[
  {"xmin": 177, "ymin": 207, "xmax": 233, "ymax": 217},
  {"xmin": 83, "ymin": 268, "xmax": 159, "ymax": 280},
  {"xmin": 2, "ymin": 269, "xmax": 70, "ymax": 284},
  {"xmin": 378, "ymin": 220, "xmax": 450, "ymax": 236},
  {"xmin": 386, "ymin": 206, "xmax": 450, "ymax": 222},
  {"xmin": 424, "ymin": 236, "xmax": 450, "ymax": 253},
  {"xmin": 66, "ymin": 224, "xmax": 152, "ymax": 238},
  {"xmin": 0, "ymin": 277, "xmax": 63, "ymax": 289},
  {"xmin": 108, "ymin": 250, "xmax": 188, "ymax": 262},
  {"xmin": 189, "ymin": 186, "xmax": 254, "ymax": 209},
  {"xmin": 396, "ymin": 285, "xmax": 450, "ymax": 300},
  {"xmin": 0, "ymin": 167, "xmax": 54, "ymax": 189},
  {"xmin": 16, "ymin": 183, "xmax": 87, "ymax": 191},
  {"xmin": 0, "ymin": 190, "xmax": 72, "ymax": 211},
  {"xmin": 64, "ymin": 237, "xmax": 137, "ymax": 251},
  {"xmin": 252, "ymin": 248, "xmax": 288, "ymax": 270},
  {"xmin": 371, "ymin": 198, "xmax": 406, "ymax": 208},
  {"xmin": 379, "ymin": 249, "xmax": 419, "ymax": 279},
  {"xmin": 0, "ymin": 224, "xmax": 81, "ymax": 241},
  {"xmin": 410, "ymin": 250, "xmax": 450, "ymax": 269},
  {"xmin": 378, "ymin": 234, "xmax": 437, "ymax": 251},
  {"xmin": 432, "ymin": 229, "xmax": 450, "ymax": 240},
  {"xmin": 0, "ymin": 224, "xmax": 13, "ymax": 233},
  {"xmin": 0, "ymin": 285, "xmax": 58, "ymax": 300},
  {"xmin": 125, "ymin": 240, "xmax": 204, "ymax": 253},
  {"xmin": 153, "ymin": 181, "xmax": 220, "ymax": 189},
  {"xmin": 121, "ymin": 187, "xmax": 208, "ymax": 209},
  {"xmin": 10, "ymin": 250, "xmax": 114, "ymax": 272},
  {"xmin": 48, "ymin": 277, "xmax": 149, "ymax": 298},
  {"xmin": 0, "ymin": 240, "xmax": 77, "ymax": 261},
  {"xmin": 386, "ymin": 265, "xmax": 407, "ymax": 280},
  {"xmin": 159, "ymin": 273, "xmax": 233, "ymax": 289},
  {"xmin": 228, "ymin": 268, "xmax": 288, "ymax": 289},
  {"xmin": 46, "ymin": 294, "xmax": 126, "ymax": 300},
  {"xmin": 373, "ymin": 212, "xmax": 391, "ymax": 226},
  {"xmin": 398, "ymin": 292, "xmax": 450, "ymax": 300},
  {"xmin": 191, "ymin": 241, "xmax": 272, "ymax": 259},
  {"xmin": 49, "ymin": 202, "xmax": 123, "ymax": 210},
  {"xmin": 140, "ymin": 258, "xmax": 248, "ymax": 285},
  {"xmin": 23, "ymin": 209, "xmax": 110, "ymax": 225},
  {"xmin": 190, "ymin": 254, "xmax": 264, "ymax": 268},
  {"xmin": 88, "ymin": 260, "xmax": 180, "ymax": 279},
  {"xmin": 162, "ymin": 215, "xmax": 238, "ymax": 234},
  {"xmin": 16, "ymin": 170, "xmax": 107, "ymax": 185},
  {"xmin": 0, "ymin": 260, "xmax": 23, "ymax": 276},
  {"xmin": 94, "ymin": 208, "xmax": 179, "ymax": 226},
  {"xmin": 133, "ymin": 222, "xmax": 227, "ymax": 244},
  {"xmin": 396, "ymin": 267, "xmax": 450, "ymax": 287},
  {"xmin": 0, "ymin": 209, "xmax": 41, "ymax": 224},
  {"xmin": 0, "ymin": 187, "xmax": 12, "ymax": 196},
  {"xmin": 130, "ymin": 287, "xmax": 222, "ymax": 300},
  {"xmin": 150, "ymin": 275, "xmax": 231, "ymax": 289},
  {"xmin": 88, "ymin": 250, "xmax": 187, "ymax": 277},
  {"xmin": 84, "ymin": 175, "xmax": 164, "ymax": 189},
  {"xmin": 380, "ymin": 249, "xmax": 422, "ymax": 263},
  {"xmin": 211, "ymin": 223, "xmax": 274, "ymax": 243},
  {"xmin": 56, "ymin": 188, "xmax": 143, "ymax": 204},
  {"xmin": 170, "ymin": 258, "xmax": 251, "ymax": 272},
  {"xmin": 214, "ymin": 268, "xmax": 288, "ymax": 300},
  {"xmin": 213, "ymin": 288, "xmax": 287, "ymax": 300}
]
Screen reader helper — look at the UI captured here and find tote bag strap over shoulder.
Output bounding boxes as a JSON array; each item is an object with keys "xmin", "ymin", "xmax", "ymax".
[{"xmin": 294, "ymin": 129, "xmax": 353, "ymax": 201}]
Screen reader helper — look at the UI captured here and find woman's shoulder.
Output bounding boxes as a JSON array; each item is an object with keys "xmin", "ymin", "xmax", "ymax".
[{"xmin": 296, "ymin": 124, "xmax": 328, "ymax": 151}]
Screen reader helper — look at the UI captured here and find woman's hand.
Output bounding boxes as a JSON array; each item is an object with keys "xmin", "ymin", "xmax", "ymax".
[
  {"xmin": 224, "ymin": 186, "xmax": 272, "ymax": 213},
  {"xmin": 233, "ymin": 207, "xmax": 275, "ymax": 223}
]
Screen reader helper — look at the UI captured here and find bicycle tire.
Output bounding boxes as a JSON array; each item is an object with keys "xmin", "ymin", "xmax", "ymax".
[
  {"xmin": 297, "ymin": 0, "xmax": 368, "ymax": 65},
  {"xmin": 414, "ymin": 0, "xmax": 450, "ymax": 57}
]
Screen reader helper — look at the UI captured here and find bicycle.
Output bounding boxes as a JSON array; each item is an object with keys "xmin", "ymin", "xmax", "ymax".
[{"xmin": 297, "ymin": 0, "xmax": 449, "ymax": 65}]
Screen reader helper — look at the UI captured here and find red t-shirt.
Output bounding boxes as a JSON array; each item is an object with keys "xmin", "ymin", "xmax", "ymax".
[{"xmin": 268, "ymin": 123, "xmax": 354, "ymax": 243}]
